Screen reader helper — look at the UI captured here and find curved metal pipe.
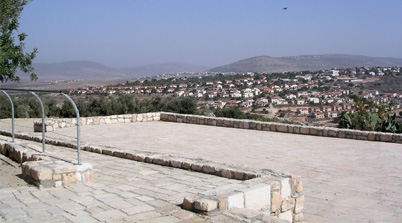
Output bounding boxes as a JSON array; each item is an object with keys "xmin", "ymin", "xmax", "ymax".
[
  {"xmin": 31, "ymin": 92, "xmax": 46, "ymax": 152},
  {"xmin": 61, "ymin": 93, "xmax": 81, "ymax": 165},
  {"xmin": 1, "ymin": 90, "xmax": 15, "ymax": 142}
]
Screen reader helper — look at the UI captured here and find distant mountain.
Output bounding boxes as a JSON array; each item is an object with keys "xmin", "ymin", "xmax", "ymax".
[
  {"xmin": 208, "ymin": 54, "xmax": 402, "ymax": 73},
  {"xmin": 26, "ymin": 61, "xmax": 125, "ymax": 81},
  {"xmin": 17, "ymin": 61, "xmax": 210, "ymax": 81}
]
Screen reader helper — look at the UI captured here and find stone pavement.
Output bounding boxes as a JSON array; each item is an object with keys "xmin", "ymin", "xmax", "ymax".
[
  {"xmin": 39, "ymin": 121, "xmax": 402, "ymax": 223},
  {"xmin": 1, "ymin": 119, "xmax": 402, "ymax": 222},
  {"xmin": 1, "ymin": 134, "xmax": 285, "ymax": 222}
]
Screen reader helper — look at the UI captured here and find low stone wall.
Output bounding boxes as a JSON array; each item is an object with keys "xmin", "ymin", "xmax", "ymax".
[
  {"xmin": 22, "ymin": 160, "xmax": 92, "ymax": 188},
  {"xmin": 0, "ymin": 141, "xmax": 93, "ymax": 188},
  {"xmin": 80, "ymin": 142, "xmax": 303, "ymax": 222},
  {"xmin": 184, "ymin": 175, "xmax": 303, "ymax": 222},
  {"xmin": 160, "ymin": 112, "xmax": 402, "ymax": 144},
  {"xmin": 34, "ymin": 112, "xmax": 160, "ymax": 132}
]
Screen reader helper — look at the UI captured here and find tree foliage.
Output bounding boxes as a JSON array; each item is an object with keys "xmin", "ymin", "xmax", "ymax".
[
  {"xmin": 338, "ymin": 95, "xmax": 401, "ymax": 133},
  {"xmin": 0, "ymin": 95, "xmax": 198, "ymax": 118},
  {"xmin": 0, "ymin": 0, "xmax": 37, "ymax": 82}
]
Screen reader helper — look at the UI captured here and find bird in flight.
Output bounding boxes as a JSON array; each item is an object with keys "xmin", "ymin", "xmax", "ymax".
[{"xmin": 283, "ymin": 7, "xmax": 288, "ymax": 10}]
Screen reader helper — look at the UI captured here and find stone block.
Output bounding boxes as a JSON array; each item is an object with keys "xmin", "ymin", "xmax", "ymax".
[
  {"xmin": 30, "ymin": 166, "xmax": 53, "ymax": 181},
  {"xmin": 137, "ymin": 114, "xmax": 143, "ymax": 122},
  {"xmin": 194, "ymin": 198, "xmax": 218, "ymax": 212},
  {"xmin": 280, "ymin": 178, "xmax": 291, "ymax": 199},
  {"xmin": 233, "ymin": 171, "xmax": 245, "ymax": 180},
  {"xmin": 191, "ymin": 163, "xmax": 203, "ymax": 172},
  {"xmin": 105, "ymin": 118, "xmax": 111, "ymax": 124},
  {"xmin": 295, "ymin": 195, "xmax": 304, "ymax": 213},
  {"xmin": 271, "ymin": 191, "xmax": 282, "ymax": 212},
  {"xmin": 52, "ymin": 174, "xmax": 61, "ymax": 181},
  {"xmin": 310, "ymin": 128, "xmax": 318, "ymax": 135},
  {"xmin": 102, "ymin": 149, "xmax": 113, "ymax": 156},
  {"xmin": 124, "ymin": 153, "xmax": 134, "ymax": 160},
  {"xmin": 380, "ymin": 133, "xmax": 392, "ymax": 142},
  {"xmin": 201, "ymin": 165, "xmax": 217, "ymax": 175},
  {"xmin": 243, "ymin": 121, "xmax": 249, "ymax": 129},
  {"xmin": 133, "ymin": 154, "xmax": 146, "ymax": 162},
  {"xmin": 278, "ymin": 210, "xmax": 292, "ymax": 223},
  {"xmin": 338, "ymin": 130, "xmax": 346, "ymax": 138},
  {"xmin": 293, "ymin": 212, "xmax": 303, "ymax": 222},
  {"xmin": 62, "ymin": 172, "xmax": 77, "ymax": 184},
  {"xmin": 113, "ymin": 151, "xmax": 125, "ymax": 158},
  {"xmin": 281, "ymin": 198, "xmax": 295, "ymax": 212},
  {"xmin": 227, "ymin": 192, "xmax": 244, "ymax": 209},
  {"xmin": 277, "ymin": 125, "xmax": 288, "ymax": 133},
  {"xmin": 54, "ymin": 181, "xmax": 62, "ymax": 187},
  {"xmin": 220, "ymin": 169, "xmax": 233, "ymax": 179},
  {"xmin": 170, "ymin": 160, "xmax": 182, "ymax": 168},
  {"xmin": 183, "ymin": 194, "xmax": 198, "ymax": 210},
  {"xmin": 217, "ymin": 199, "xmax": 227, "ymax": 211},
  {"xmin": 53, "ymin": 165, "xmax": 76, "ymax": 174},
  {"xmin": 242, "ymin": 184, "xmax": 271, "ymax": 210},
  {"xmin": 368, "ymin": 133, "xmax": 376, "ymax": 141},
  {"xmin": 153, "ymin": 157, "xmax": 170, "ymax": 166},
  {"xmin": 93, "ymin": 118, "xmax": 100, "ymax": 125},
  {"xmin": 300, "ymin": 127, "xmax": 309, "ymax": 135},
  {"xmin": 271, "ymin": 181, "xmax": 281, "ymax": 191},
  {"xmin": 287, "ymin": 125, "xmax": 294, "ymax": 133}
]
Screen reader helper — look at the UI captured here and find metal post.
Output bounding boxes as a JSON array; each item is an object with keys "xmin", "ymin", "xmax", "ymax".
[
  {"xmin": 1, "ymin": 91, "xmax": 14, "ymax": 142},
  {"xmin": 61, "ymin": 93, "xmax": 81, "ymax": 165},
  {"xmin": 31, "ymin": 92, "xmax": 46, "ymax": 152}
]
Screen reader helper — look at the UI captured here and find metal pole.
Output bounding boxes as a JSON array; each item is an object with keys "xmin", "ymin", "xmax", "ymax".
[
  {"xmin": 1, "ymin": 91, "xmax": 14, "ymax": 142},
  {"xmin": 31, "ymin": 92, "xmax": 46, "ymax": 152},
  {"xmin": 61, "ymin": 93, "xmax": 81, "ymax": 165}
]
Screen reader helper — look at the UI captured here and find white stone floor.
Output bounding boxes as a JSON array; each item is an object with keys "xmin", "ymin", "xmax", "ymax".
[
  {"xmin": 43, "ymin": 121, "xmax": 402, "ymax": 223},
  {"xmin": 1, "ymin": 119, "xmax": 402, "ymax": 222},
  {"xmin": 1, "ymin": 135, "xmax": 264, "ymax": 222}
]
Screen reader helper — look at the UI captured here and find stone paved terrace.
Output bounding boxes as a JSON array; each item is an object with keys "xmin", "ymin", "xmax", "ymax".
[
  {"xmin": 1, "ymin": 135, "xmax": 269, "ymax": 223},
  {"xmin": 1, "ymin": 118, "xmax": 402, "ymax": 222}
]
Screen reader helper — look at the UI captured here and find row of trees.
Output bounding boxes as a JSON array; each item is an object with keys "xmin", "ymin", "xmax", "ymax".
[{"xmin": 0, "ymin": 95, "xmax": 198, "ymax": 119}]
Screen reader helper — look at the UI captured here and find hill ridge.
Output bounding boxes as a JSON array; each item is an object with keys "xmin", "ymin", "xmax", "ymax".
[{"xmin": 209, "ymin": 54, "xmax": 402, "ymax": 73}]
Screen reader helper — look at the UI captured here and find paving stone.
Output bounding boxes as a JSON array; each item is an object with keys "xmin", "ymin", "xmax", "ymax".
[
  {"xmin": 138, "ymin": 216, "xmax": 181, "ymax": 223},
  {"xmin": 171, "ymin": 209, "xmax": 196, "ymax": 220},
  {"xmin": 92, "ymin": 209, "xmax": 127, "ymax": 221},
  {"xmin": 47, "ymin": 207, "xmax": 66, "ymax": 215},
  {"xmin": 107, "ymin": 200, "xmax": 133, "ymax": 209},
  {"xmin": 109, "ymin": 211, "xmax": 161, "ymax": 222},
  {"xmin": 122, "ymin": 204, "xmax": 155, "ymax": 215}
]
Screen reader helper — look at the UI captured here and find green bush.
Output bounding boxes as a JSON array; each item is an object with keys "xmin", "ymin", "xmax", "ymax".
[{"xmin": 338, "ymin": 95, "xmax": 401, "ymax": 133}]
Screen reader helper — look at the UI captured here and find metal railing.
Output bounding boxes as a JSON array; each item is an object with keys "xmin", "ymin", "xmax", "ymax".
[{"xmin": 0, "ymin": 88, "xmax": 82, "ymax": 165}]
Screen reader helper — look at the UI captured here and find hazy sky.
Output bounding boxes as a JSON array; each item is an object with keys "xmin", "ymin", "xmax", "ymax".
[{"xmin": 19, "ymin": 0, "xmax": 402, "ymax": 68}]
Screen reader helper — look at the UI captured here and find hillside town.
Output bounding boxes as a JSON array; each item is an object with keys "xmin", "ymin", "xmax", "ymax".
[{"xmin": 69, "ymin": 66, "xmax": 402, "ymax": 126}]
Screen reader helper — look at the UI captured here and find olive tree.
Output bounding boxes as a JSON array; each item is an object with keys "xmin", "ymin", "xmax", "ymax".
[{"xmin": 0, "ymin": 0, "xmax": 37, "ymax": 82}]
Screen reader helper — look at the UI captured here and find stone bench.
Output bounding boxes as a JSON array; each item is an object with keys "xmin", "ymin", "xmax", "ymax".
[
  {"xmin": 0, "ymin": 141, "xmax": 93, "ymax": 188},
  {"xmin": 22, "ymin": 160, "xmax": 92, "ymax": 188}
]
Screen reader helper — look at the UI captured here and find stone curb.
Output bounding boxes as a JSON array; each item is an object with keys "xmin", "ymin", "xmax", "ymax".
[
  {"xmin": 159, "ymin": 112, "xmax": 402, "ymax": 144},
  {"xmin": 34, "ymin": 112, "xmax": 161, "ymax": 132}
]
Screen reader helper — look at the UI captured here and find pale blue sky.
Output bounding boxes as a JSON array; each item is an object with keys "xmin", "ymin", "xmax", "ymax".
[{"xmin": 19, "ymin": 0, "xmax": 402, "ymax": 68}]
